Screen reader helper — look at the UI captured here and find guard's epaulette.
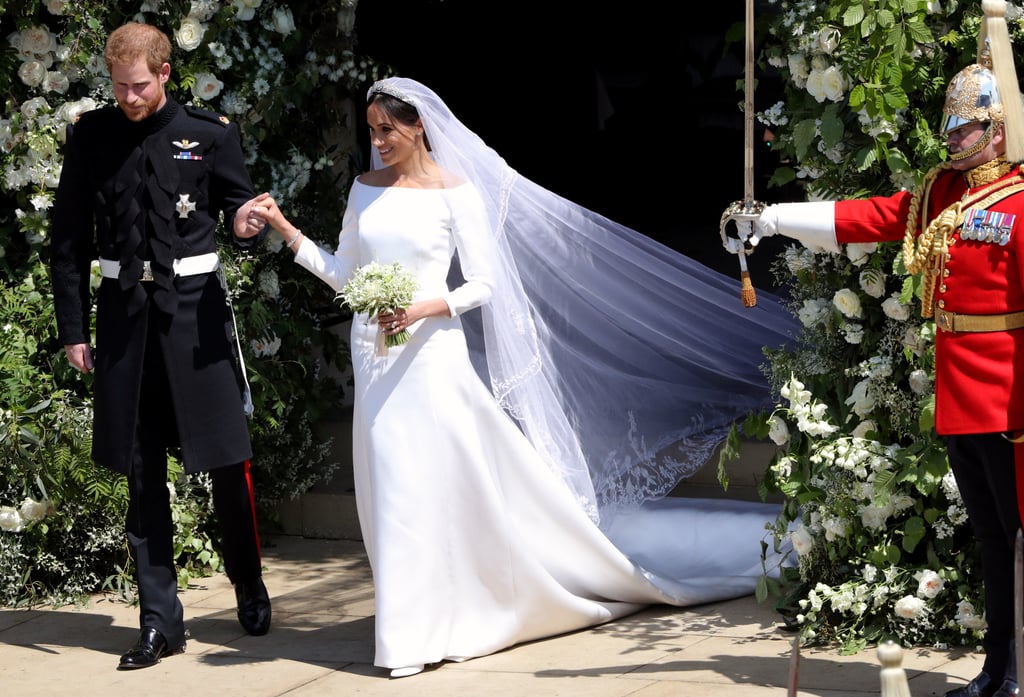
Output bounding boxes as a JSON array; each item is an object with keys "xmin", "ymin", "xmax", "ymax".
[{"xmin": 184, "ymin": 105, "xmax": 231, "ymax": 127}]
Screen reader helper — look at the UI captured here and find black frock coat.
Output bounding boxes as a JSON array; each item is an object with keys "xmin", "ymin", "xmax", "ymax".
[{"xmin": 50, "ymin": 98, "xmax": 262, "ymax": 475}]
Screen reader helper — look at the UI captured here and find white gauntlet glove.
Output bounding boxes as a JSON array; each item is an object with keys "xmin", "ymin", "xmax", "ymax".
[{"xmin": 747, "ymin": 201, "xmax": 840, "ymax": 254}]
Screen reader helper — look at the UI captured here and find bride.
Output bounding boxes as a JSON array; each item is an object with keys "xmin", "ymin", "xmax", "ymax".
[{"xmin": 252, "ymin": 76, "xmax": 797, "ymax": 678}]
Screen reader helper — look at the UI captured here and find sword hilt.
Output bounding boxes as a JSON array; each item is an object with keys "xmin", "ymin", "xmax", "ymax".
[{"xmin": 720, "ymin": 199, "xmax": 764, "ymax": 308}]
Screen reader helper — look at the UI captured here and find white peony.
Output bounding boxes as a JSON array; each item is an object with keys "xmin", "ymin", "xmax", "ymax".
[
  {"xmin": 18, "ymin": 60, "xmax": 46, "ymax": 87},
  {"xmin": 894, "ymin": 595, "xmax": 926, "ymax": 619}
]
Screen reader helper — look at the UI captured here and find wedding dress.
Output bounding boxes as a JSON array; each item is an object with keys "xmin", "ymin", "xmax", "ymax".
[{"xmin": 287, "ymin": 77, "xmax": 801, "ymax": 672}]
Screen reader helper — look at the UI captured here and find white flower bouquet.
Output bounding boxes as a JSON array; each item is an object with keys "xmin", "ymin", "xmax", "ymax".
[{"xmin": 338, "ymin": 261, "xmax": 418, "ymax": 348}]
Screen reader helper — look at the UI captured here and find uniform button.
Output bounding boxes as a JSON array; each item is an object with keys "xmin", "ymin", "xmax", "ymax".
[
  {"xmin": 943, "ymin": 269, "xmax": 950, "ymax": 277},
  {"xmin": 938, "ymin": 299, "xmax": 946, "ymax": 308},
  {"xmin": 939, "ymin": 284, "xmax": 947, "ymax": 293}
]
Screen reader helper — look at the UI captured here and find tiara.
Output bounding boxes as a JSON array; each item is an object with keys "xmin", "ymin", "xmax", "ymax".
[{"xmin": 367, "ymin": 80, "xmax": 415, "ymax": 105}]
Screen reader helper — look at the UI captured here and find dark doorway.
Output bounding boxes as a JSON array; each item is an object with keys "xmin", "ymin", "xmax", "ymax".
[{"xmin": 354, "ymin": 0, "xmax": 789, "ymax": 287}]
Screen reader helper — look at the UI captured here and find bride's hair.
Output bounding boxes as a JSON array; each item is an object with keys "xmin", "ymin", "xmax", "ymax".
[{"xmin": 367, "ymin": 91, "xmax": 431, "ymax": 151}]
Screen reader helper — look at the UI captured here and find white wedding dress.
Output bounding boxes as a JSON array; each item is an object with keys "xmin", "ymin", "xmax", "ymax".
[{"xmin": 293, "ymin": 179, "xmax": 786, "ymax": 671}]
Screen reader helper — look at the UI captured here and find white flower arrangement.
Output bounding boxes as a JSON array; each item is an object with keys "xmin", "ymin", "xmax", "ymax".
[
  {"xmin": 339, "ymin": 261, "xmax": 419, "ymax": 348},
  {"xmin": 739, "ymin": 1, "xmax": 1010, "ymax": 652}
]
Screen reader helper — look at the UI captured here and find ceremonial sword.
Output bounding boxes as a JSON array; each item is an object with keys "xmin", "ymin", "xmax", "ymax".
[{"xmin": 719, "ymin": 0, "xmax": 763, "ymax": 308}]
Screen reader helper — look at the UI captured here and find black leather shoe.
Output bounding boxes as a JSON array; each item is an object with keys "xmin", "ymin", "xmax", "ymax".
[
  {"xmin": 947, "ymin": 673, "xmax": 997, "ymax": 697},
  {"xmin": 117, "ymin": 626, "xmax": 185, "ymax": 670},
  {"xmin": 994, "ymin": 678, "xmax": 1020, "ymax": 697},
  {"xmin": 235, "ymin": 577, "xmax": 271, "ymax": 636}
]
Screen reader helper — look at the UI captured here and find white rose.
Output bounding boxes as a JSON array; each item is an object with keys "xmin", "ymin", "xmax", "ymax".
[
  {"xmin": 0, "ymin": 506, "xmax": 24, "ymax": 532},
  {"xmin": 882, "ymin": 294, "xmax": 910, "ymax": 320},
  {"xmin": 790, "ymin": 525, "xmax": 814, "ymax": 557},
  {"xmin": 788, "ymin": 53, "xmax": 809, "ymax": 82},
  {"xmin": 19, "ymin": 497, "xmax": 48, "ymax": 523},
  {"xmin": 192, "ymin": 72, "xmax": 224, "ymax": 100},
  {"xmin": 272, "ymin": 7, "xmax": 296, "ymax": 35},
  {"xmin": 847, "ymin": 242, "xmax": 877, "ymax": 267},
  {"xmin": 822, "ymin": 65, "xmax": 846, "ymax": 102},
  {"xmin": 768, "ymin": 415, "xmax": 790, "ymax": 446},
  {"xmin": 18, "ymin": 60, "xmax": 46, "ymax": 87},
  {"xmin": 916, "ymin": 569, "xmax": 944, "ymax": 599},
  {"xmin": 908, "ymin": 369, "xmax": 931, "ymax": 395},
  {"xmin": 902, "ymin": 325, "xmax": 923, "ymax": 355},
  {"xmin": 233, "ymin": 0, "xmax": 262, "ymax": 21},
  {"xmin": 833, "ymin": 288, "xmax": 863, "ymax": 318},
  {"xmin": 56, "ymin": 97, "xmax": 97, "ymax": 126},
  {"xmin": 817, "ymin": 27, "xmax": 840, "ymax": 54},
  {"xmin": 174, "ymin": 16, "xmax": 206, "ymax": 51},
  {"xmin": 44, "ymin": 0, "xmax": 67, "ymax": 14},
  {"xmin": 806, "ymin": 68, "xmax": 827, "ymax": 103},
  {"xmin": 894, "ymin": 595, "xmax": 926, "ymax": 619},
  {"xmin": 851, "ymin": 419, "xmax": 876, "ymax": 439}
]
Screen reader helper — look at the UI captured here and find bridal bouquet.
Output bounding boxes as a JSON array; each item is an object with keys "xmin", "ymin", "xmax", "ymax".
[{"xmin": 338, "ymin": 261, "xmax": 418, "ymax": 348}]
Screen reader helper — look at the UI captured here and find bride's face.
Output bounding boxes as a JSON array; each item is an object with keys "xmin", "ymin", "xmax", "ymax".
[{"xmin": 366, "ymin": 102, "xmax": 421, "ymax": 166}]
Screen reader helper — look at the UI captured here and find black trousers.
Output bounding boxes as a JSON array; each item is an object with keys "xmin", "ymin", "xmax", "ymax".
[
  {"xmin": 124, "ymin": 317, "xmax": 262, "ymax": 647},
  {"xmin": 946, "ymin": 433, "xmax": 1022, "ymax": 681}
]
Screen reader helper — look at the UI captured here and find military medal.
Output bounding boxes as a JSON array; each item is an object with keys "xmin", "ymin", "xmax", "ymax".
[{"xmin": 176, "ymin": 193, "xmax": 197, "ymax": 219}]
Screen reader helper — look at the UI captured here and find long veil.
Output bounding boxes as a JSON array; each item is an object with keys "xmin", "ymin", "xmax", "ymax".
[{"xmin": 368, "ymin": 77, "xmax": 798, "ymax": 525}]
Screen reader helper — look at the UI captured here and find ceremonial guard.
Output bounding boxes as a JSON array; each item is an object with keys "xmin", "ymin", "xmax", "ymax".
[
  {"xmin": 49, "ymin": 22, "xmax": 271, "ymax": 670},
  {"xmin": 732, "ymin": 3, "xmax": 1024, "ymax": 695}
]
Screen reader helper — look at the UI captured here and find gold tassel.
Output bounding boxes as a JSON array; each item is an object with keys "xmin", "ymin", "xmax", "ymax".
[{"xmin": 740, "ymin": 271, "xmax": 757, "ymax": 307}]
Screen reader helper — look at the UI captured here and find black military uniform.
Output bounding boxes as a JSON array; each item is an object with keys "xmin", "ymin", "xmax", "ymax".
[{"xmin": 49, "ymin": 96, "xmax": 269, "ymax": 657}]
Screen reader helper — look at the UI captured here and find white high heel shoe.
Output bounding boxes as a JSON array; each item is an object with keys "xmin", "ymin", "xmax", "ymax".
[{"xmin": 389, "ymin": 664, "xmax": 424, "ymax": 678}]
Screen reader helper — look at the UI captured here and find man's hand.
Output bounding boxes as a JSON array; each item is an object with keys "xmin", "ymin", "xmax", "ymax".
[
  {"xmin": 65, "ymin": 343, "xmax": 94, "ymax": 373},
  {"xmin": 234, "ymin": 192, "xmax": 273, "ymax": 239}
]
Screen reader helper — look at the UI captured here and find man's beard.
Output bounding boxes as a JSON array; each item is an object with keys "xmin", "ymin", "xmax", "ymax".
[{"xmin": 119, "ymin": 94, "xmax": 162, "ymax": 122}]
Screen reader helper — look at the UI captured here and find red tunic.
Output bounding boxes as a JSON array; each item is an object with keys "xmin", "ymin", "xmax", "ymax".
[{"xmin": 834, "ymin": 167, "xmax": 1024, "ymax": 436}]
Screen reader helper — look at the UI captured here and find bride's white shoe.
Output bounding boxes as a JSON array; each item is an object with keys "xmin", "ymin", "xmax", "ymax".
[{"xmin": 389, "ymin": 664, "xmax": 424, "ymax": 678}]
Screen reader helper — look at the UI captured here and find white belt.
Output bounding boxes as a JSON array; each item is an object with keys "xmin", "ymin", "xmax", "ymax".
[{"xmin": 98, "ymin": 253, "xmax": 220, "ymax": 281}]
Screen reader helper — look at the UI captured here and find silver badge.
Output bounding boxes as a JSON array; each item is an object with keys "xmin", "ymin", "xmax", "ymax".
[{"xmin": 176, "ymin": 193, "xmax": 197, "ymax": 219}]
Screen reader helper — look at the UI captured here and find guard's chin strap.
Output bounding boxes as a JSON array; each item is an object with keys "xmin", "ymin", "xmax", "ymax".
[{"xmin": 949, "ymin": 123, "xmax": 997, "ymax": 161}]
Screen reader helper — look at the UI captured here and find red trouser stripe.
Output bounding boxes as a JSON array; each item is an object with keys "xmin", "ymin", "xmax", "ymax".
[{"xmin": 244, "ymin": 459, "xmax": 261, "ymax": 562}]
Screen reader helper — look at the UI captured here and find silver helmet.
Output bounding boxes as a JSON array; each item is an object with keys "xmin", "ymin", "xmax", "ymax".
[{"xmin": 940, "ymin": 59, "xmax": 1004, "ymax": 135}]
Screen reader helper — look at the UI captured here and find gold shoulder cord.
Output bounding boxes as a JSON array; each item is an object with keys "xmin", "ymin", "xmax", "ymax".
[
  {"xmin": 901, "ymin": 164, "xmax": 954, "ymax": 318},
  {"xmin": 902, "ymin": 163, "xmax": 1024, "ymax": 318}
]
